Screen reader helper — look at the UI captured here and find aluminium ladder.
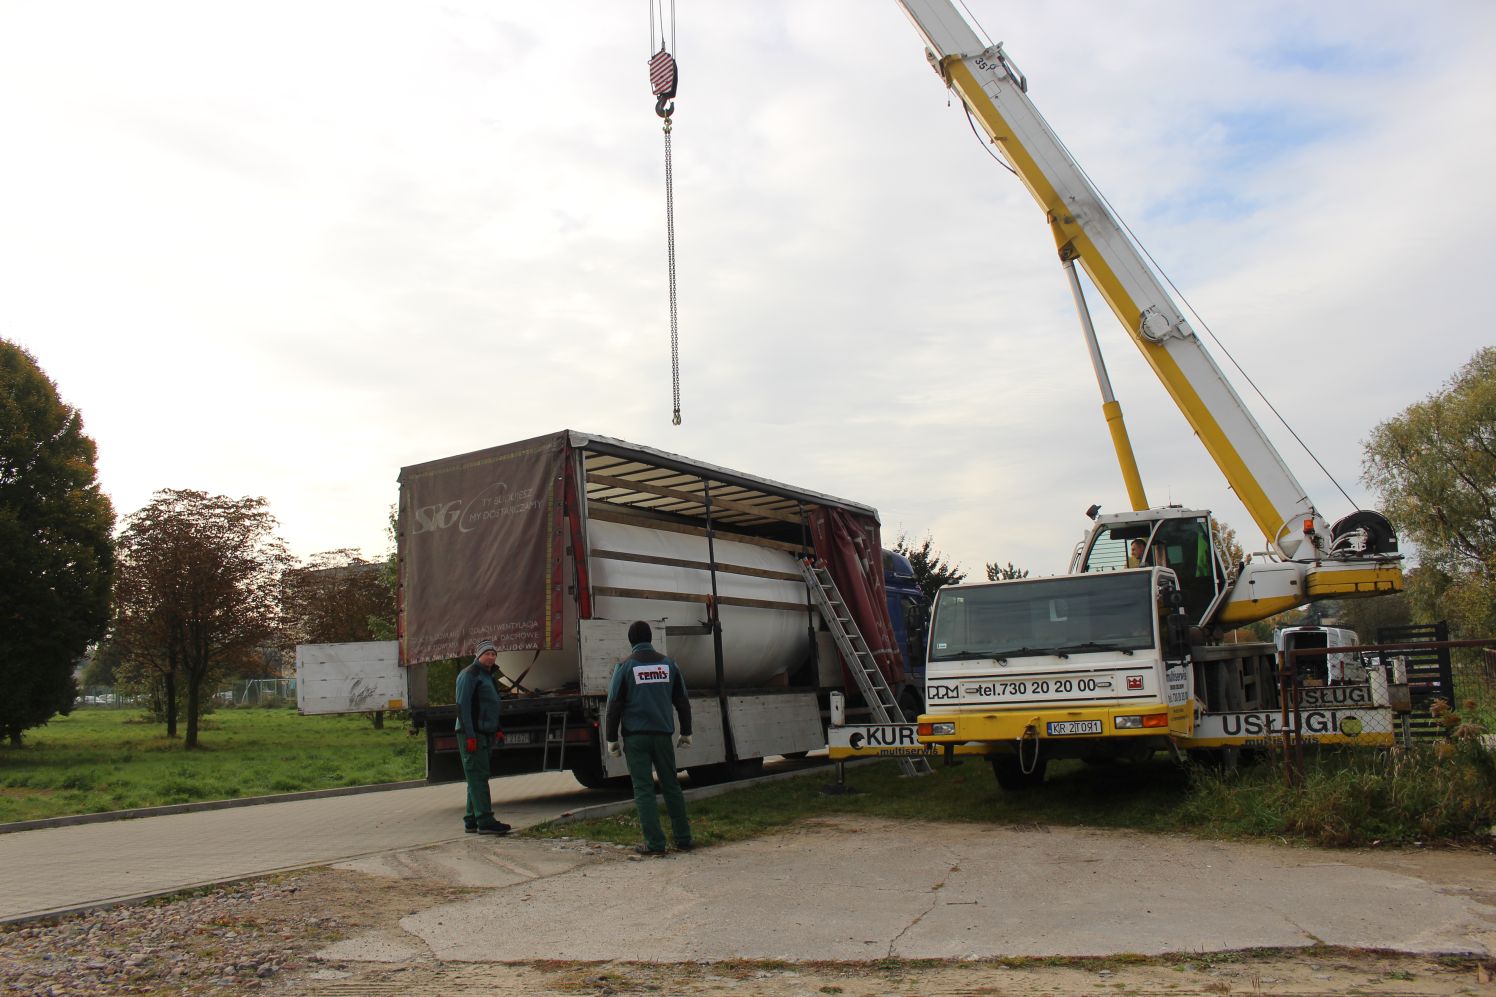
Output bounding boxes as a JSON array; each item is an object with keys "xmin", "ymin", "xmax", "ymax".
[{"xmin": 799, "ymin": 560, "xmax": 932, "ymax": 777}]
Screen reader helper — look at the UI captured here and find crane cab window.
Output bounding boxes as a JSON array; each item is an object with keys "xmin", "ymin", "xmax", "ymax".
[
  {"xmin": 1152, "ymin": 516, "xmax": 1225, "ymax": 624},
  {"xmin": 1080, "ymin": 524, "xmax": 1154, "ymax": 573},
  {"xmin": 1081, "ymin": 516, "xmax": 1226, "ymax": 624}
]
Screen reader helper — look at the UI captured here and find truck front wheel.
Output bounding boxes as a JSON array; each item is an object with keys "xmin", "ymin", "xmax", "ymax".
[{"xmin": 991, "ymin": 756, "xmax": 1047, "ymax": 790}]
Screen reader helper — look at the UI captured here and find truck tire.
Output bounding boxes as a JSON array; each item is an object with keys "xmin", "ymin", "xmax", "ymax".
[
  {"xmin": 897, "ymin": 686, "xmax": 925, "ymax": 721},
  {"xmin": 688, "ymin": 756, "xmax": 764, "ymax": 785},
  {"xmin": 569, "ymin": 754, "xmax": 630, "ymax": 790},
  {"xmin": 991, "ymin": 756, "xmax": 1047, "ymax": 790},
  {"xmin": 425, "ymin": 749, "xmax": 466, "ymax": 785},
  {"xmin": 1186, "ymin": 746, "xmax": 1242, "ymax": 772}
]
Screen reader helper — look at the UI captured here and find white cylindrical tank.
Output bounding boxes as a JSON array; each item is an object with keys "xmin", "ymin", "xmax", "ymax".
[{"xmin": 495, "ymin": 518, "xmax": 814, "ymax": 692}]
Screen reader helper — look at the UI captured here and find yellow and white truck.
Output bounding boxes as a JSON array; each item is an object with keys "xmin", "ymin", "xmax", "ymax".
[{"xmin": 892, "ymin": 1, "xmax": 1404, "ymax": 782}]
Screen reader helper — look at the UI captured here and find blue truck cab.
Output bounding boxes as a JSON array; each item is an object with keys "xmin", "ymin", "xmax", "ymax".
[{"xmin": 882, "ymin": 548, "xmax": 930, "ymax": 717}]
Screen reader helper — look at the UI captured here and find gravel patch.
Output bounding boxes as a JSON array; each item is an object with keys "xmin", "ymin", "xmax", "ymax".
[
  {"xmin": 0, "ymin": 880, "xmax": 340, "ymax": 995},
  {"xmin": 0, "ymin": 869, "xmax": 470, "ymax": 996}
]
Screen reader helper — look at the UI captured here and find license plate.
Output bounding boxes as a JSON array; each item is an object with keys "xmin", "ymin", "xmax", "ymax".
[
  {"xmin": 1047, "ymin": 720, "xmax": 1102, "ymax": 736},
  {"xmin": 505, "ymin": 731, "xmax": 533, "ymax": 745}
]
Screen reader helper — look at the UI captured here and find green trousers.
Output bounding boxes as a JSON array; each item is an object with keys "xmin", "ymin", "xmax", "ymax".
[
  {"xmin": 624, "ymin": 733, "xmax": 692, "ymax": 851},
  {"xmin": 457, "ymin": 732, "xmax": 495, "ymax": 827}
]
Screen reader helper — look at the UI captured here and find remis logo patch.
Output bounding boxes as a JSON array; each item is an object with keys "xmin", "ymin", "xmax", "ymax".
[{"xmin": 633, "ymin": 665, "xmax": 670, "ymax": 684}]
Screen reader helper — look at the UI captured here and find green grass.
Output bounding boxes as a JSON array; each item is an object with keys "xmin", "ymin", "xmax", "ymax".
[
  {"xmin": 0, "ymin": 707, "xmax": 424, "ymax": 824},
  {"xmin": 528, "ymin": 745, "xmax": 1496, "ymax": 850}
]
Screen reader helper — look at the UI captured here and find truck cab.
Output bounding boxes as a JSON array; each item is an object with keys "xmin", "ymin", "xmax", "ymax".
[
  {"xmin": 918, "ymin": 567, "xmax": 1195, "ymax": 788},
  {"xmin": 882, "ymin": 548, "xmax": 930, "ymax": 717},
  {"xmin": 1071, "ymin": 507, "xmax": 1230, "ymax": 627}
]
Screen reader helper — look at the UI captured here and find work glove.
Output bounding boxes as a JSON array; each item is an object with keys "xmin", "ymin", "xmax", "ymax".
[
  {"xmin": 494, "ymin": 730, "xmax": 505, "ymax": 744},
  {"xmin": 465, "ymin": 737, "xmax": 478, "ymax": 754},
  {"xmin": 607, "ymin": 740, "xmax": 622, "ymax": 758},
  {"xmin": 676, "ymin": 734, "xmax": 692, "ymax": 749}
]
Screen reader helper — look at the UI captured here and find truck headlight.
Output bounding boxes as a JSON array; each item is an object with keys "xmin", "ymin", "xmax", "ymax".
[
  {"xmin": 1114, "ymin": 714, "xmax": 1167, "ymax": 730},
  {"xmin": 918, "ymin": 722, "xmax": 956, "ymax": 736}
]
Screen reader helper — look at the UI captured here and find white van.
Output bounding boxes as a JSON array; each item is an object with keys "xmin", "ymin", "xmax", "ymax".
[{"xmin": 1275, "ymin": 626, "xmax": 1363, "ymax": 685}]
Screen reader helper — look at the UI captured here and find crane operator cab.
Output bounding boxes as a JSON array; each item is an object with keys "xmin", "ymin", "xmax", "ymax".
[{"xmin": 1072, "ymin": 507, "xmax": 1229, "ymax": 627}]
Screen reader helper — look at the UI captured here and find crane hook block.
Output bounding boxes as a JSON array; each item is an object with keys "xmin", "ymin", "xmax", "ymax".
[{"xmin": 649, "ymin": 47, "xmax": 678, "ymax": 119}]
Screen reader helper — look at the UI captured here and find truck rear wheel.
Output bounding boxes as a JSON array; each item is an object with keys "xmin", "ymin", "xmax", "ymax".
[
  {"xmin": 570, "ymin": 754, "xmax": 630, "ymax": 790},
  {"xmin": 991, "ymin": 756, "xmax": 1047, "ymax": 790}
]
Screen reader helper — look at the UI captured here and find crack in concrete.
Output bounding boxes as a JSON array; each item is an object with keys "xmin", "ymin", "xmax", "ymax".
[
  {"xmin": 1279, "ymin": 910, "xmax": 1325, "ymax": 945},
  {"xmin": 887, "ymin": 859, "xmax": 961, "ymax": 958}
]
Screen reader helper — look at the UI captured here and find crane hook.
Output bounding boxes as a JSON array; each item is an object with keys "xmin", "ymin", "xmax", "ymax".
[{"xmin": 649, "ymin": 47, "xmax": 678, "ymax": 119}]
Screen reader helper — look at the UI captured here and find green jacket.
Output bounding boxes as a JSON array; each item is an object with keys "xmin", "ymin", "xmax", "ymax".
[
  {"xmin": 455, "ymin": 661, "xmax": 502, "ymax": 735},
  {"xmin": 605, "ymin": 643, "xmax": 691, "ymax": 740}
]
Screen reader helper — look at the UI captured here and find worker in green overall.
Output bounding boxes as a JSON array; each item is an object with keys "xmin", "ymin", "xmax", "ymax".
[
  {"xmin": 456, "ymin": 638, "xmax": 509, "ymax": 835},
  {"xmin": 605, "ymin": 621, "xmax": 694, "ymax": 855}
]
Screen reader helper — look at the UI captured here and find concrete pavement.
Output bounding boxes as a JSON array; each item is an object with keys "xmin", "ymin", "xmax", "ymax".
[
  {"xmin": 0, "ymin": 770, "xmax": 625, "ymax": 923},
  {"xmin": 320, "ymin": 818, "xmax": 1496, "ymax": 962},
  {"xmin": 7, "ymin": 761, "xmax": 1496, "ymax": 962}
]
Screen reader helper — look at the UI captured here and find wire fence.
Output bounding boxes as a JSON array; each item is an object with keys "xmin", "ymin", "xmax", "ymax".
[
  {"xmin": 77, "ymin": 679, "xmax": 298, "ymax": 710},
  {"xmin": 1266, "ymin": 629, "xmax": 1496, "ymax": 785}
]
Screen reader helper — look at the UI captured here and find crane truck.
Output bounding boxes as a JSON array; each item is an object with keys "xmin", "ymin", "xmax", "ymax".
[{"xmin": 893, "ymin": 1, "xmax": 1405, "ymax": 785}]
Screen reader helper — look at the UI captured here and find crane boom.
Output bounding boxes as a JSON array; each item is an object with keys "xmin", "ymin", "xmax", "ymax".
[
  {"xmin": 895, "ymin": 1, "xmax": 1401, "ymax": 621},
  {"xmin": 897, "ymin": 1, "xmax": 1324, "ymax": 557}
]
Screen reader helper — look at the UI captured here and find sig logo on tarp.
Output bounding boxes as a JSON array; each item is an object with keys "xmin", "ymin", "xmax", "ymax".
[
  {"xmin": 412, "ymin": 482, "xmax": 543, "ymax": 535},
  {"xmin": 412, "ymin": 499, "xmax": 466, "ymax": 534}
]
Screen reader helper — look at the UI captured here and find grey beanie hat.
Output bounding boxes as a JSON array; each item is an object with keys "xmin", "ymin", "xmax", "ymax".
[{"xmin": 475, "ymin": 639, "xmax": 498, "ymax": 657}]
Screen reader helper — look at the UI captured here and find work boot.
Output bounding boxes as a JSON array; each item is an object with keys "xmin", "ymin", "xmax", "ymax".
[
  {"xmin": 674, "ymin": 840, "xmax": 694, "ymax": 852},
  {"xmin": 477, "ymin": 821, "xmax": 511, "ymax": 836},
  {"xmin": 633, "ymin": 844, "xmax": 667, "ymax": 856}
]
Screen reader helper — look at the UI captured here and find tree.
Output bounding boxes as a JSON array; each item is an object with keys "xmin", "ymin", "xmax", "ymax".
[
  {"xmin": 366, "ymin": 508, "xmax": 398, "ymax": 641},
  {"xmin": 893, "ymin": 532, "xmax": 966, "ymax": 602},
  {"xmin": 79, "ymin": 639, "xmax": 124, "ymax": 689},
  {"xmin": 1363, "ymin": 347, "xmax": 1496, "ymax": 638},
  {"xmin": 0, "ymin": 340, "xmax": 115, "ymax": 746},
  {"xmin": 282, "ymin": 545, "xmax": 395, "ymax": 727},
  {"xmin": 1212, "ymin": 517, "xmax": 1246, "ymax": 575},
  {"xmin": 1330, "ymin": 587, "xmax": 1413, "ymax": 642},
  {"xmin": 985, "ymin": 561, "xmax": 1029, "ymax": 581},
  {"xmin": 113, "ymin": 490, "xmax": 288, "ymax": 747},
  {"xmin": 281, "ymin": 549, "xmax": 392, "ymax": 646}
]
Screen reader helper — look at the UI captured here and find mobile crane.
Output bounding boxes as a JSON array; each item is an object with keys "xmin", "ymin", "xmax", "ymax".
[{"xmin": 894, "ymin": 1, "xmax": 1405, "ymax": 784}]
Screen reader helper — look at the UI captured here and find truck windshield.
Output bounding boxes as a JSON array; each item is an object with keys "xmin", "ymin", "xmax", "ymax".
[{"xmin": 928, "ymin": 573, "xmax": 1156, "ymax": 661}]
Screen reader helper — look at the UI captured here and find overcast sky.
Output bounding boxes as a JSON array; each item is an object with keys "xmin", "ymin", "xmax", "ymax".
[{"xmin": 4, "ymin": 1, "xmax": 1493, "ymax": 578}]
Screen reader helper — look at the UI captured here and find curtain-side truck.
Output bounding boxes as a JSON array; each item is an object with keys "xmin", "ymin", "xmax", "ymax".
[{"xmin": 299, "ymin": 430, "xmax": 928, "ymax": 787}]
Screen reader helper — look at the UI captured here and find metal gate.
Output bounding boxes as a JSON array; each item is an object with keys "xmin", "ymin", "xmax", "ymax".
[{"xmin": 1376, "ymin": 621, "xmax": 1454, "ymax": 741}]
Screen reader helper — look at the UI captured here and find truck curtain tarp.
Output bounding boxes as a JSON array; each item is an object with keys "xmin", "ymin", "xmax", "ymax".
[
  {"xmin": 398, "ymin": 432, "xmax": 567, "ymax": 664},
  {"xmin": 400, "ymin": 430, "xmax": 904, "ymax": 689},
  {"xmin": 809, "ymin": 507, "xmax": 905, "ymax": 688}
]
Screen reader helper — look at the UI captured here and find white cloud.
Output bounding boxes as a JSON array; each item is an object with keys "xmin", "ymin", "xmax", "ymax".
[{"xmin": 2, "ymin": 0, "xmax": 1491, "ymax": 579}]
